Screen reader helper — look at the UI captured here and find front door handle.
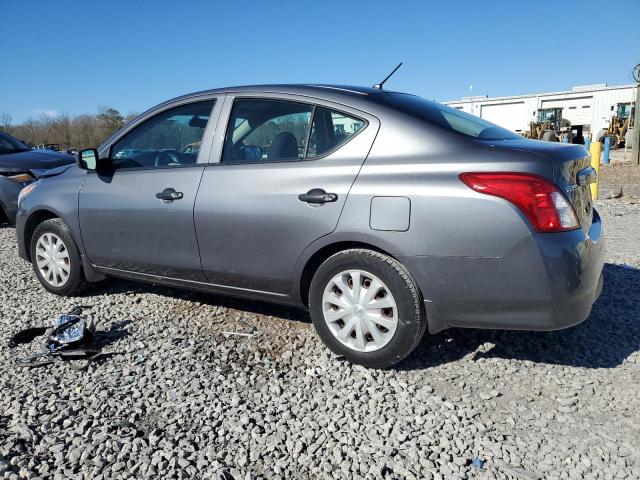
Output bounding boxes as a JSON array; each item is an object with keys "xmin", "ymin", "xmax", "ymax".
[
  {"xmin": 156, "ymin": 188, "xmax": 183, "ymax": 203},
  {"xmin": 298, "ymin": 188, "xmax": 338, "ymax": 204}
]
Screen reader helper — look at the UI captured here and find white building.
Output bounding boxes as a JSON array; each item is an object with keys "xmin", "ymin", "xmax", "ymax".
[{"xmin": 444, "ymin": 84, "xmax": 636, "ymax": 141}]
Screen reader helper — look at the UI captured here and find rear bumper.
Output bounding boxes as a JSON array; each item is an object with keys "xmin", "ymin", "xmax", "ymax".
[{"xmin": 402, "ymin": 209, "xmax": 605, "ymax": 334}]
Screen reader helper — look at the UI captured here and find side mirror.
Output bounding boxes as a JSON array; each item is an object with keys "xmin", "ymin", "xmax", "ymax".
[
  {"xmin": 78, "ymin": 148, "xmax": 113, "ymax": 172},
  {"xmin": 78, "ymin": 148, "xmax": 99, "ymax": 170}
]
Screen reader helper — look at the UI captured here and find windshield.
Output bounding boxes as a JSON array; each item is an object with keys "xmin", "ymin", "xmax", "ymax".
[
  {"xmin": 617, "ymin": 103, "xmax": 631, "ymax": 119},
  {"xmin": 372, "ymin": 92, "xmax": 520, "ymax": 141},
  {"xmin": 0, "ymin": 131, "xmax": 30, "ymax": 154},
  {"xmin": 538, "ymin": 109, "xmax": 559, "ymax": 123}
]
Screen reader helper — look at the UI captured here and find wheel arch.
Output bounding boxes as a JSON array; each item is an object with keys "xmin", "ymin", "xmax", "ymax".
[
  {"xmin": 298, "ymin": 240, "xmax": 397, "ymax": 306},
  {"xmin": 22, "ymin": 209, "xmax": 60, "ymax": 261}
]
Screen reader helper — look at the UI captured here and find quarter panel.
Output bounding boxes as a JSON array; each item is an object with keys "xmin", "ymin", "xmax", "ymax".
[
  {"xmin": 340, "ymin": 116, "xmax": 555, "ymax": 259},
  {"xmin": 331, "ymin": 114, "xmax": 560, "ymax": 335}
]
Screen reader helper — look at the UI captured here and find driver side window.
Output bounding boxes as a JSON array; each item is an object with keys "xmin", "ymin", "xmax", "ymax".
[{"xmin": 110, "ymin": 100, "xmax": 215, "ymax": 170}]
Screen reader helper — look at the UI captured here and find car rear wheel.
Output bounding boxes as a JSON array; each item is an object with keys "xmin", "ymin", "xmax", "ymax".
[
  {"xmin": 30, "ymin": 218, "xmax": 86, "ymax": 296},
  {"xmin": 309, "ymin": 249, "xmax": 427, "ymax": 368}
]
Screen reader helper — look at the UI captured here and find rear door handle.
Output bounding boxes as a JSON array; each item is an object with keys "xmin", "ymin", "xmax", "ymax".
[
  {"xmin": 298, "ymin": 188, "xmax": 338, "ymax": 204},
  {"xmin": 156, "ymin": 188, "xmax": 183, "ymax": 203}
]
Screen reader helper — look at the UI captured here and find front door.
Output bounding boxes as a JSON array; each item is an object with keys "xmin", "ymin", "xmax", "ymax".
[
  {"xmin": 194, "ymin": 95, "xmax": 378, "ymax": 294},
  {"xmin": 79, "ymin": 99, "xmax": 218, "ymax": 280}
]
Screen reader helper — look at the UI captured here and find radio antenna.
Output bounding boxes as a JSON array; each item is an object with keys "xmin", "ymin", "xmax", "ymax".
[{"xmin": 373, "ymin": 62, "xmax": 403, "ymax": 90}]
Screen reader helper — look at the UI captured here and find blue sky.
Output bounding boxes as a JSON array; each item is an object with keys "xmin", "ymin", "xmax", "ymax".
[{"xmin": 1, "ymin": 0, "xmax": 638, "ymax": 122}]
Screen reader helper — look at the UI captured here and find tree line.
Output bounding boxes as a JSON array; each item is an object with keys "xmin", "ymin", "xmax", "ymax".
[{"xmin": 0, "ymin": 108, "xmax": 137, "ymax": 151}]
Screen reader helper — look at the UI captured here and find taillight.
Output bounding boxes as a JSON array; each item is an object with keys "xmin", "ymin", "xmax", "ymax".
[{"xmin": 459, "ymin": 172, "xmax": 579, "ymax": 233}]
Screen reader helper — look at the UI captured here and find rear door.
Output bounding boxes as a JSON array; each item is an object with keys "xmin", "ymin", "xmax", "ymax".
[
  {"xmin": 194, "ymin": 94, "xmax": 379, "ymax": 294},
  {"xmin": 79, "ymin": 97, "xmax": 222, "ymax": 280}
]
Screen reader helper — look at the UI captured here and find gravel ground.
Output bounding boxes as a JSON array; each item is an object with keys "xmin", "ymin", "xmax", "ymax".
[{"xmin": 1, "ymin": 164, "xmax": 639, "ymax": 480}]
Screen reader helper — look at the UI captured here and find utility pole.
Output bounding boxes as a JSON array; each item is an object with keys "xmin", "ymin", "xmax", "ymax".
[
  {"xmin": 633, "ymin": 63, "xmax": 640, "ymax": 165},
  {"xmin": 633, "ymin": 83, "xmax": 640, "ymax": 165}
]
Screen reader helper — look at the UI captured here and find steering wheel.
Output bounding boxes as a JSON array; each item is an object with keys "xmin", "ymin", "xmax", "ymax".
[{"xmin": 154, "ymin": 150, "xmax": 180, "ymax": 167}]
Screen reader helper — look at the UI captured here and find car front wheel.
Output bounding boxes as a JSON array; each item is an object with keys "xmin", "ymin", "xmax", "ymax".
[
  {"xmin": 30, "ymin": 218, "xmax": 86, "ymax": 296},
  {"xmin": 309, "ymin": 249, "xmax": 427, "ymax": 368}
]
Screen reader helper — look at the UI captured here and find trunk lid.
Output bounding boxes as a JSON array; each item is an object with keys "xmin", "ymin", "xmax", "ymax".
[{"xmin": 482, "ymin": 139, "xmax": 594, "ymax": 232}]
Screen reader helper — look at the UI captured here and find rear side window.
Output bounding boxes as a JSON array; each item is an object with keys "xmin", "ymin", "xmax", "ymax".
[
  {"xmin": 222, "ymin": 99, "xmax": 312, "ymax": 163},
  {"xmin": 307, "ymin": 107, "xmax": 365, "ymax": 158},
  {"xmin": 222, "ymin": 99, "xmax": 366, "ymax": 163},
  {"xmin": 372, "ymin": 92, "xmax": 520, "ymax": 140}
]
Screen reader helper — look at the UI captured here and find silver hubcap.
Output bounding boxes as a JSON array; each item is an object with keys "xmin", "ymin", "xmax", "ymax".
[
  {"xmin": 322, "ymin": 269, "xmax": 398, "ymax": 352},
  {"xmin": 35, "ymin": 233, "xmax": 70, "ymax": 287}
]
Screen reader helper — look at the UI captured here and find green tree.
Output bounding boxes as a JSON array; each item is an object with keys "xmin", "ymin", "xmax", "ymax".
[{"xmin": 97, "ymin": 107, "xmax": 125, "ymax": 135}]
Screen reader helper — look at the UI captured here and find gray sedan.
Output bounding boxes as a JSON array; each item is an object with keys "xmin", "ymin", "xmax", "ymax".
[{"xmin": 15, "ymin": 85, "xmax": 604, "ymax": 367}]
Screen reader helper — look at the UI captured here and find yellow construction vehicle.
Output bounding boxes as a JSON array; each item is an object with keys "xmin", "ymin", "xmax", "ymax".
[
  {"xmin": 523, "ymin": 108, "xmax": 572, "ymax": 142},
  {"xmin": 598, "ymin": 103, "xmax": 635, "ymax": 149}
]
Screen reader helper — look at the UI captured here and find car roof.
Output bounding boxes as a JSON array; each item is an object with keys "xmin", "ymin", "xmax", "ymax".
[
  {"xmin": 99, "ymin": 85, "xmax": 419, "ymax": 151},
  {"xmin": 159, "ymin": 84, "xmax": 413, "ymax": 110},
  {"xmin": 181, "ymin": 84, "xmax": 381, "ymax": 98}
]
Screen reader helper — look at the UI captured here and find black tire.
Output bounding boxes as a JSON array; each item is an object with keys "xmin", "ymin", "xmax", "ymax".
[
  {"xmin": 309, "ymin": 249, "xmax": 427, "ymax": 368},
  {"xmin": 541, "ymin": 130, "xmax": 557, "ymax": 142},
  {"xmin": 0, "ymin": 204, "xmax": 8, "ymax": 227},
  {"xmin": 30, "ymin": 218, "xmax": 87, "ymax": 296}
]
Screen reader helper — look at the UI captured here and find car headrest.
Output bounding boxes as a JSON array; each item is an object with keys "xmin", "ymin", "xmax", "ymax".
[
  {"xmin": 268, "ymin": 132, "xmax": 298, "ymax": 162},
  {"xmin": 188, "ymin": 116, "xmax": 208, "ymax": 129}
]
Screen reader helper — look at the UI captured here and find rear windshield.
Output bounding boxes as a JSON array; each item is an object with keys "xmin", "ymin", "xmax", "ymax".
[{"xmin": 372, "ymin": 92, "xmax": 520, "ymax": 141}]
